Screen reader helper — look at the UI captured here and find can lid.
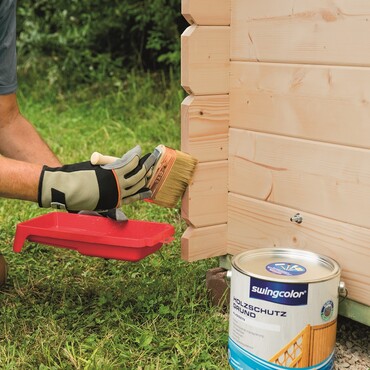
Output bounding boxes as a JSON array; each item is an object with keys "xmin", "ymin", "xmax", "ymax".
[{"xmin": 232, "ymin": 248, "xmax": 341, "ymax": 283}]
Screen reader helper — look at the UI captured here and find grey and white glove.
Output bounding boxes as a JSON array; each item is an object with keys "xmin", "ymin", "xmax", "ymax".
[{"xmin": 38, "ymin": 145, "xmax": 156, "ymax": 212}]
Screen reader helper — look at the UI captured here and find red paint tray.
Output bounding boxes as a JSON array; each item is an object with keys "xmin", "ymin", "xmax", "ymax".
[{"xmin": 13, "ymin": 212, "xmax": 175, "ymax": 261}]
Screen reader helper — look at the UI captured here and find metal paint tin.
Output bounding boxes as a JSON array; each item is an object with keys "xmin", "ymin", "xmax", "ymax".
[{"xmin": 228, "ymin": 248, "xmax": 341, "ymax": 370}]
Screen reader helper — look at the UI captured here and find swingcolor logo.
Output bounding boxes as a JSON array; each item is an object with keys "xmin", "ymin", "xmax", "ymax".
[{"xmin": 250, "ymin": 277, "xmax": 308, "ymax": 306}]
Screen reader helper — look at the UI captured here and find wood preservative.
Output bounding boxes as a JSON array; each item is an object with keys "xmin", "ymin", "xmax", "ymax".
[{"xmin": 228, "ymin": 248, "xmax": 342, "ymax": 370}]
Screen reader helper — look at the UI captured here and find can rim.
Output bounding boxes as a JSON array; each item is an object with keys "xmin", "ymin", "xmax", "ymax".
[{"xmin": 231, "ymin": 248, "xmax": 341, "ymax": 283}]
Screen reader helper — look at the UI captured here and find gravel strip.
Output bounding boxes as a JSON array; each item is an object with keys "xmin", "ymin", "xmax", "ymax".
[{"xmin": 335, "ymin": 315, "xmax": 370, "ymax": 370}]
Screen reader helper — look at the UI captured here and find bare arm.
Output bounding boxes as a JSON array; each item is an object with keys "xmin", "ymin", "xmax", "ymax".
[
  {"xmin": 0, "ymin": 156, "xmax": 41, "ymax": 202},
  {"xmin": 0, "ymin": 94, "xmax": 61, "ymax": 166},
  {"xmin": 0, "ymin": 93, "xmax": 61, "ymax": 202}
]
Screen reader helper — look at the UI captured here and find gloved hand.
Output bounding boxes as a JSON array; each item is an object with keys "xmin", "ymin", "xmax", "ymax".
[
  {"xmin": 38, "ymin": 145, "xmax": 156, "ymax": 212},
  {"xmin": 90, "ymin": 149, "xmax": 157, "ymax": 205}
]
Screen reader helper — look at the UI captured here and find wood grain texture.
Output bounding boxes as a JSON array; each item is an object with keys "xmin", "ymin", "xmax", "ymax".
[
  {"xmin": 181, "ymin": 224, "xmax": 227, "ymax": 261},
  {"xmin": 229, "ymin": 128, "xmax": 370, "ymax": 229},
  {"xmin": 182, "ymin": 0, "xmax": 231, "ymax": 25},
  {"xmin": 181, "ymin": 95, "xmax": 229, "ymax": 162},
  {"xmin": 231, "ymin": 0, "xmax": 370, "ymax": 66},
  {"xmin": 181, "ymin": 25, "xmax": 230, "ymax": 95},
  {"xmin": 179, "ymin": 0, "xmax": 370, "ymax": 311},
  {"xmin": 230, "ymin": 62, "xmax": 370, "ymax": 149},
  {"xmin": 309, "ymin": 321, "xmax": 337, "ymax": 367},
  {"xmin": 182, "ymin": 161, "xmax": 228, "ymax": 228},
  {"xmin": 228, "ymin": 193, "xmax": 370, "ymax": 305}
]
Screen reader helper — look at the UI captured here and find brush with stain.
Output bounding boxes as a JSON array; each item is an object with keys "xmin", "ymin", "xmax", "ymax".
[{"xmin": 90, "ymin": 145, "xmax": 197, "ymax": 208}]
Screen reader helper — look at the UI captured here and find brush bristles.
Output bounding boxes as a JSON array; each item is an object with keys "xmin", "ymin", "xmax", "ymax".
[{"xmin": 153, "ymin": 150, "xmax": 197, "ymax": 208}]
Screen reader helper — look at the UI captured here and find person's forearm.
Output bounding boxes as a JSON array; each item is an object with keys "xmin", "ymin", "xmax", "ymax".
[
  {"xmin": 0, "ymin": 156, "xmax": 42, "ymax": 202},
  {"xmin": 0, "ymin": 94, "xmax": 61, "ymax": 166}
]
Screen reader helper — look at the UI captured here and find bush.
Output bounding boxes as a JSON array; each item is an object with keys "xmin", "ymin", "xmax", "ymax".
[{"xmin": 16, "ymin": 0, "xmax": 187, "ymax": 87}]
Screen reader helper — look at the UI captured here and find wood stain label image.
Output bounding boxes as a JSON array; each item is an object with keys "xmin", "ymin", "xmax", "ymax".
[{"xmin": 228, "ymin": 248, "xmax": 341, "ymax": 370}]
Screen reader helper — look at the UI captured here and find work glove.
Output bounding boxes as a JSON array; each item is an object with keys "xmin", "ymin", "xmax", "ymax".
[
  {"xmin": 89, "ymin": 148, "xmax": 159, "ymax": 205},
  {"xmin": 77, "ymin": 146, "xmax": 156, "ymax": 222},
  {"xmin": 38, "ymin": 145, "xmax": 156, "ymax": 214}
]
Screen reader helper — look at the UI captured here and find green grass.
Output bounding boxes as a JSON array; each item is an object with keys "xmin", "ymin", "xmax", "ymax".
[{"xmin": 0, "ymin": 72, "xmax": 229, "ymax": 369}]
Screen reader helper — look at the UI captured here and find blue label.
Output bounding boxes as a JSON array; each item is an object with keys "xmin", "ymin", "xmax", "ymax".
[
  {"xmin": 266, "ymin": 262, "xmax": 306, "ymax": 276},
  {"xmin": 228, "ymin": 338, "xmax": 334, "ymax": 370},
  {"xmin": 250, "ymin": 277, "xmax": 308, "ymax": 306},
  {"xmin": 321, "ymin": 300, "xmax": 334, "ymax": 321}
]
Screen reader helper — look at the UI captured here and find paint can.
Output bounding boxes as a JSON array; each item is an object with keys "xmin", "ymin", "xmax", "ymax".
[{"xmin": 228, "ymin": 248, "xmax": 343, "ymax": 370}]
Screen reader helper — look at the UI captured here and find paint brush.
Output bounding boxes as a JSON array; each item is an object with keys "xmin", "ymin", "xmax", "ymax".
[{"xmin": 91, "ymin": 145, "xmax": 198, "ymax": 208}]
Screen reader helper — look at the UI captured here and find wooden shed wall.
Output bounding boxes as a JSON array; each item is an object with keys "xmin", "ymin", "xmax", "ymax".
[{"xmin": 181, "ymin": 0, "xmax": 370, "ymax": 307}]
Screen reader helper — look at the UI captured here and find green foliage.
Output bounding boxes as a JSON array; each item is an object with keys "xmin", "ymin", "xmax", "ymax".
[{"xmin": 17, "ymin": 0, "xmax": 187, "ymax": 87}]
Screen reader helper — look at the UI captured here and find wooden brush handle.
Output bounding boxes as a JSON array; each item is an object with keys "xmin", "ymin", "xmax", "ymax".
[{"xmin": 90, "ymin": 152, "xmax": 119, "ymax": 165}]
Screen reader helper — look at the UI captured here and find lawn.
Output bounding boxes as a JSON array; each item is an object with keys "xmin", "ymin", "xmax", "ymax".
[{"xmin": 0, "ymin": 72, "xmax": 229, "ymax": 369}]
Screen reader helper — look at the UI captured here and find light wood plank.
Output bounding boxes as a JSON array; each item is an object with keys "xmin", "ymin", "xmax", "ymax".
[
  {"xmin": 229, "ymin": 128, "xmax": 370, "ymax": 229},
  {"xmin": 228, "ymin": 193, "xmax": 370, "ymax": 306},
  {"xmin": 181, "ymin": 25, "xmax": 230, "ymax": 95},
  {"xmin": 181, "ymin": 95, "xmax": 229, "ymax": 162},
  {"xmin": 231, "ymin": 0, "xmax": 370, "ymax": 66},
  {"xmin": 182, "ymin": 0, "xmax": 231, "ymax": 26},
  {"xmin": 230, "ymin": 62, "xmax": 370, "ymax": 149},
  {"xmin": 182, "ymin": 224, "xmax": 227, "ymax": 261},
  {"xmin": 182, "ymin": 161, "xmax": 228, "ymax": 228}
]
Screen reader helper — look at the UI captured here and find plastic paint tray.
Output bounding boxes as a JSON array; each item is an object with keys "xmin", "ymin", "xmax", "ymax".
[{"xmin": 13, "ymin": 212, "xmax": 175, "ymax": 261}]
